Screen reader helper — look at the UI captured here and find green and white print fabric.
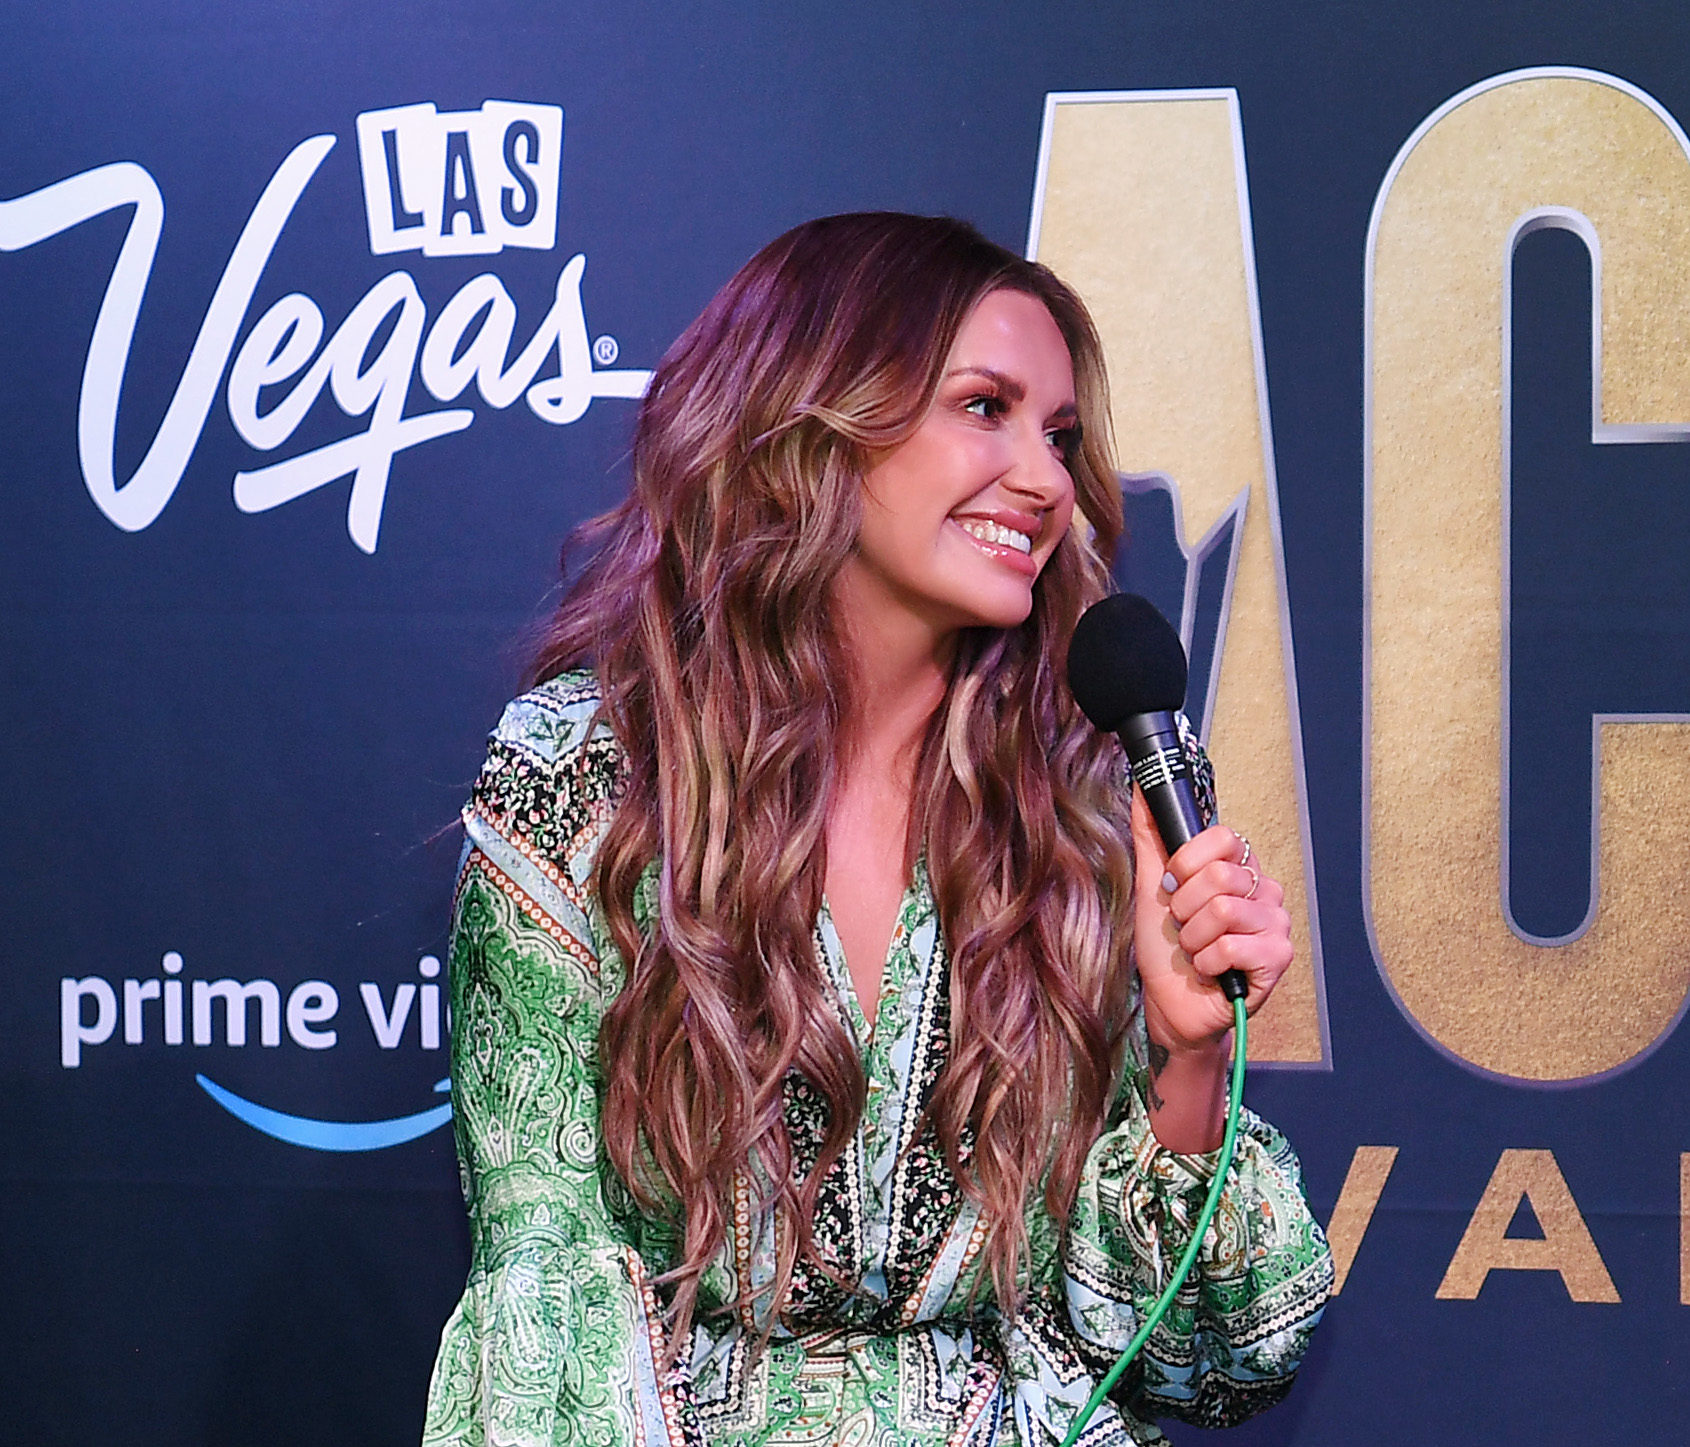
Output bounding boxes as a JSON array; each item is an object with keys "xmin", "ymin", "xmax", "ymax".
[{"xmin": 423, "ymin": 673, "xmax": 1331, "ymax": 1447}]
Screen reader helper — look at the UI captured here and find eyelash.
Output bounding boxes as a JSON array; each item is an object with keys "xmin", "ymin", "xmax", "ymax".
[
  {"xmin": 963, "ymin": 394, "xmax": 1081, "ymax": 459},
  {"xmin": 1048, "ymin": 422, "xmax": 1082, "ymax": 461}
]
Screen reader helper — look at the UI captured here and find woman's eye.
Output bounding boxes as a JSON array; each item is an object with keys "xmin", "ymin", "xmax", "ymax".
[
  {"xmin": 963, "ymin": 395, "xmax": 1003, "ymax": 420},
  {"xmin": 1046, "ymin": 423, "xmax": 1082, "ymax": 459}
]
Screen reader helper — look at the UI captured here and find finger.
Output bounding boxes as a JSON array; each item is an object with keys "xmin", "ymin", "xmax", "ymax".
[
  {"xmin": 1163, "ymin": 824, "xmax": 1247, "ymax": 889},
  {"xmin": 1166, "ymin": 861, "xmax": 1285, "ymax": 925},
  {"xmin": 1128, "ymin": 786, "xmax": 1173, "ymax": 889},
  {"xmin": 1175, "ymin": 895, "xmax": 1287, "ymax": 956},
  {"xmin": 1180, "ymin": 927, "xmax": 1294, "ymax": 1008},
  {"xmin": 1186, "ymin": 859, "xmax": 1282, "ymax": 907},
  {"xmin": 1187, "ymin": 927, "xmax": 1294, "ymax": 1000}
]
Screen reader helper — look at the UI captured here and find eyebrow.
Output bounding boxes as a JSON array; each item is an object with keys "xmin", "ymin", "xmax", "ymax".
[{"xmin": 944, "ymin": 366, "xmax": 1078, "ymax": 419}]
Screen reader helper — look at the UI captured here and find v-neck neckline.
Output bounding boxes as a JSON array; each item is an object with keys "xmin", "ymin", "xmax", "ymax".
[{"xmin": 817, "ymin": 856, "xmax": 927, "ymax": 1048}]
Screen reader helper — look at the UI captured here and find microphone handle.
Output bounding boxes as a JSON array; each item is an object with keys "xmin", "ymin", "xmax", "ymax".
[{"xmin": 1116, "ymin": 711, "xmax": 1249, "ymax": 1004}]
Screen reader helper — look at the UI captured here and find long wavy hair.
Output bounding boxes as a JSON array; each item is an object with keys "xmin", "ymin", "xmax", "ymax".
[{"xmin": 531, "ymin": 213, "xmax": 1135, "ymax": 1342}]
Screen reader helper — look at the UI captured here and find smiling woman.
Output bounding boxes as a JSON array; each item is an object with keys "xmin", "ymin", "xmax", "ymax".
[
  {"xmin": 424, "ymin": 213, "xmax": 1330, "ymax": 1447},
  {"xmin": 843, "ymin": 288, "xmax": 1080, "ymax": 641}
]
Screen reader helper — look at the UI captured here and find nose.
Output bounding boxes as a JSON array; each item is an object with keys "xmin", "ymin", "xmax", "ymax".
[{"xmin": 1002, "ymin": 422, "xmax": 1074, "ymax": 511}]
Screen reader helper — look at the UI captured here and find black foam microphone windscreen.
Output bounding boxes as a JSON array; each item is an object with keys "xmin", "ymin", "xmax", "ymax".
[
  {"xmin": 1067, "ymin": 592, "xmax": 1189, "ymax": 727},
  {"xmin": 1068, "ymin": 592, "xmax": 1246, "ymax": 1001}
]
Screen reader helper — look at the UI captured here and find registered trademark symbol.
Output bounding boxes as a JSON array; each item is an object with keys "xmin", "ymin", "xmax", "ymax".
[{"xmin": 593, "ymin": 334, "xmax": 619, "ymax": 365}]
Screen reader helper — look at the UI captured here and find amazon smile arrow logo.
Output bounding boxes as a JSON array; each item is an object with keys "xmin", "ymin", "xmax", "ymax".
[
  {"xmin": 60, "ymin": 954, "xmax": 456, "ymax": 1152},
  {"xmin": 196, "ymin": 1074, "xmax": 453, "ymax": 1152}
]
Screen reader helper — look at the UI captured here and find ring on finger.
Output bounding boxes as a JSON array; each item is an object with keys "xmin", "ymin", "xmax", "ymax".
[{"xmin": 1235, "ymin": 836, "xmax": 1260, "ymax": 899}]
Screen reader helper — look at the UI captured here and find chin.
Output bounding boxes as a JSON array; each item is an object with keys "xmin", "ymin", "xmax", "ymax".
[{"xmin": 958, "ymin": 594, "xmax": 1036, "ymax": 632}]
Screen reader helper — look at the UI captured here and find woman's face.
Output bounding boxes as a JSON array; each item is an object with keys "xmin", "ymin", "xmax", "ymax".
[{"xmin": 842, "ymin": 288, "xmax": 1079, "ymax": 649}]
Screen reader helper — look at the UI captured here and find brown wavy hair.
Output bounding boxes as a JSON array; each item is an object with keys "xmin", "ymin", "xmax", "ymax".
[{"xmin": 531, "ymin": 213, "xmax": 1135, "ymax": 1342}]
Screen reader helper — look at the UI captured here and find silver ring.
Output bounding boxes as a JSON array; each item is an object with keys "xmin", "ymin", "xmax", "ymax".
[{"xmin": 1238, "ymin": 836, "xmax": 1259, "ymax": 899}]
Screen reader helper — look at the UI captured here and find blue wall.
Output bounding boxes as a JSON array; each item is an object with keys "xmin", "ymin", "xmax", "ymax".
[{"xmin": 4, "ymin": 3, "xmax": 1688, "ymax": 1441}]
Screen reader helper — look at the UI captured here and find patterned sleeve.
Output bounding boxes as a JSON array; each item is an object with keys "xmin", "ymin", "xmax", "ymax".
[
  {"xmin": 422, "ymin": 674, "xmax": 698, "ymax": 1447},
  {"xmin": 1048, "ymin": 715, "xmax": 1332, "ymax": 1435},
  {"xmin": 1053, "ymin": 1053, "xmax": 1333, "ymax": 1433},
  {"xmin": 993, "ymin": 713, "xmax": 1324, "ymax": 1433}
]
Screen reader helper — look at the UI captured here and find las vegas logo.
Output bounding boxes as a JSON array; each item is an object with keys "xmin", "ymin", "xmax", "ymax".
[{"xmin": 0, "ymin": 99, "xmax": 649, "ymax": 554}]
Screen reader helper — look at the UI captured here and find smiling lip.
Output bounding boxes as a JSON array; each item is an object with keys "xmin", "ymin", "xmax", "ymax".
[{"xmin": 951, "ymin": 514, "xmax": 1040, "ymax": 577}]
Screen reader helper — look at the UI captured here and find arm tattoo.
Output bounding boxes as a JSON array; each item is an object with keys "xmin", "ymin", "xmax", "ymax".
[{"xmin": 1146, "ymin": 1038, "xmax": 1169, "ymax": 1113}]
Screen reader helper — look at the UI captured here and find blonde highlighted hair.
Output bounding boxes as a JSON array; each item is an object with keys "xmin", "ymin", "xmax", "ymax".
[{"xmin": 531, "ymin": 213, "xmax": 1135, "ymax": 1342}]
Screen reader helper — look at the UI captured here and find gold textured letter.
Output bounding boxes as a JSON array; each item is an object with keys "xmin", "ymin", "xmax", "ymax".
[
  {"xmin": 1367, "ymin": 69, "xmax": 1690, "ymax": 1080},
  {"xmin": 1029, "ymin": 89, "xmax": 1326, "ymax": 1064},
  {"xmin": 1437, "ymin": 1149, "xmax": 1619, "ymax": 1302}
]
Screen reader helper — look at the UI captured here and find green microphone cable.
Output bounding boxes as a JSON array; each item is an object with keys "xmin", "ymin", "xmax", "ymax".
[
  {"xmin": 1059, "ymin": 993, "xmax": 1249, "ymax": 1447},
  {"xmin": 1063, "ymin": 592, "xmax": 1258, "ymax": 1443}
]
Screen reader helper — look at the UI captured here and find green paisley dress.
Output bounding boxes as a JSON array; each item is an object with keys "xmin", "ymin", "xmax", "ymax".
[{"xmin": 423, "ymin": 672, "xmax": 1332, "ymax": 1447}]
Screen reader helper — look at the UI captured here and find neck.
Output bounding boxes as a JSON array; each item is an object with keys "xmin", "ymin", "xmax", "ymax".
[
  {"xmin": 845, "ymin": 648, "xmax": 951, "ymax": 781},
  {"xmin": 832, "ymin": 578, "xmax": 955, "ymax": 782}
]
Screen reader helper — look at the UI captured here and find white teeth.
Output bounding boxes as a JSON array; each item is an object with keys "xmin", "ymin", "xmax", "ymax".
[{"xmin": 958, "ymin": 520, "xmax": 1032, "ymax": 554}]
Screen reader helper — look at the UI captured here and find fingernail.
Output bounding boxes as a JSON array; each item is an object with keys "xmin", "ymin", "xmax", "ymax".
[{"xmin": 1161, "ymin": 871, "xmax": 1178, "ymax": 895}]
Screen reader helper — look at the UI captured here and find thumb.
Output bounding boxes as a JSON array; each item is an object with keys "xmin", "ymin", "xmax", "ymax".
[{"xmin": 1129, "ymin": 785, "xmax": 1173, "ymax": 899}]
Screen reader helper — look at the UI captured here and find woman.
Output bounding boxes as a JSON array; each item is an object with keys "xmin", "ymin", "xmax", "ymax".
[{"xmin": 424, "ymin": 213, "xmax": 1331, "ymax": 1447}]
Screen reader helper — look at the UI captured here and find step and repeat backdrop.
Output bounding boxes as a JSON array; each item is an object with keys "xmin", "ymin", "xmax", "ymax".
[{"xmin": 4, "ymin": 2, "xmax": 1688, "ymax": 1442}]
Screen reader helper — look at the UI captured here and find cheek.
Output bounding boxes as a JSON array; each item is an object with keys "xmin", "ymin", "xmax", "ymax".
[{"xmin": 852, "ymin": 490, "xmax": 927, "ymax": 580}]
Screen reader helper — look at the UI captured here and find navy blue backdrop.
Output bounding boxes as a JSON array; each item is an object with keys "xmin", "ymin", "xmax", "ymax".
[{"xmin": 4, "ymin": 3, "xmax": 1688, "ymax": 1442}]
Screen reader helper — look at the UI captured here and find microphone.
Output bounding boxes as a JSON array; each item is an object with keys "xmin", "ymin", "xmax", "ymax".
[{"xmin": 1067, "ymin": 593, "xmax": 1247, "ymax": 1003}]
